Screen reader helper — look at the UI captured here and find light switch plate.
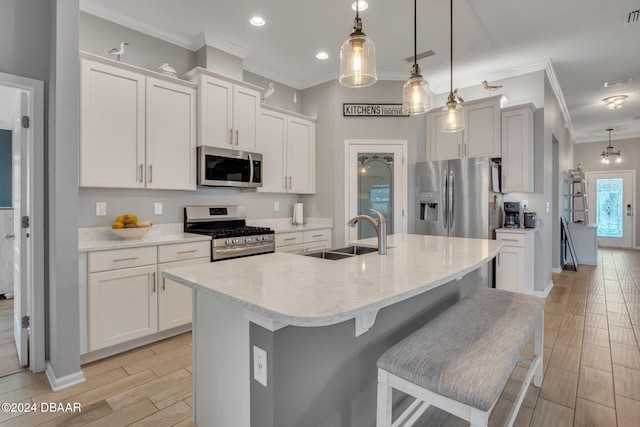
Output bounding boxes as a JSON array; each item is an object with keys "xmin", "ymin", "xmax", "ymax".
[
  {"xmin": 253, "ymin": 345, "xmax": 267, "ymax": 387},
  {"xmin": 154, "ymin": 202, "xmax": 163, "ymax": 215},
  {"xmin": 274, "ymin": 202, "xmax": 280, "ymax": 212},
  {"xmin": 96, "ymin": 202, "xmax": 107, "ymax": 216}
]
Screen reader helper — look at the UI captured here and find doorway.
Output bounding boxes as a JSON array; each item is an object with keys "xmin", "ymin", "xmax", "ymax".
[
  {"xmin": 0, "ymin": 72, "xmax": 45, "ymax": 377},
  {"xmin": 586, "ymin": 170, "xmax": 636, "ymax": 248},
  {"xmin": 345, "ymin": 140, "xmax": 407, "ymax": 244}
]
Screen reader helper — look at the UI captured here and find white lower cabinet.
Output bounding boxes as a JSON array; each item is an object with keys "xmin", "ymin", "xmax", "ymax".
[
  {"xmin": 88, "ymin": 264, "xmax": 158, "ymax": 351},
  {"xmin": 275, "ymin": 228, "xmax": 332, "ymax": 253},
  {"xmin": 85, "ymin": 241, "xmax": 210, "ymax": 353},
  {"xmin": 495, "ymin": 229, "xmax": 535, "ymax": 294}
]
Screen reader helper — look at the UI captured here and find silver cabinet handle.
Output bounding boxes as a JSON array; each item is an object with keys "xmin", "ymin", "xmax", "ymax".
[
  {"xmin": 148, "ymin": 164, "xmax": 153, "ymax": 183},
  {"xmin": 4, "ymin": 233, "xmax": 15, "ymax": 239},
  {"xmin": 152, "ymin": 272, "xmax": 156, "ymax": 293},
  {"xmin": 289, "ymin": 176, "xmax": 292, "ymax": 189},
  {"xmin": 284, "ymin": 237, "xmax": 297, "ymax": 241},
  {"xmin": 113, "ymin": 256, "xmax": 139, "ymax": 262},
  {"xmin": 177, "ymin": 249, "xmax": 198, "ymax": 254},
  {"xmin": 229, "ymin": 129, "xmax": 233, "ymax": 145},
  {"xmin": 139, "ymin": 164, "xmax": 144, "ymax": 182},
  {"xmin": 312, "ymin": 234, "xmax": 323, "ymax": 238},
  {"xmin": 501, "ymin": 238, "xmax": 520, "ymax": 242},
  {"xmin": 162, "ymin": 276, "xmax": 166, "ymax": 291},
  {"xmin": 235, "ymin": 129, "xmax": 239, "ymax": 145}
]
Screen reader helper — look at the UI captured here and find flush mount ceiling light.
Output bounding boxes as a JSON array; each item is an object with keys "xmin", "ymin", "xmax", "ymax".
[
  {"xmin": 352, "ymin": 1, "xmax": 369, "ymax": 12},
  {"xmin": 602, "ymin": 95, "xmax": 628, "ymax": 109},
  {"xmin": 316, "ymin": 52, "xmax": 329, "ymax": 60},
  {"xmin": 601, "ymin": 128, "xmax": 622, "ymax": 164},
  {"xmin": 249, "ymin": 16, "xmax": 266, "ymax": 26},
  {"xmin": 401, "ymin": 0, "xmax": 431, "ymax": 114},
  {"xmin": 339, "ymin": 0, "xmax": 377, "ymax": 87},
  {"xmin": 441, "ymin": 0, "xmax": 464, "ymax": 132}
]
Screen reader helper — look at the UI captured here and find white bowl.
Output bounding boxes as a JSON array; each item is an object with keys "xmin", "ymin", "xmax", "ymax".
[{"xmin": 110, "ymin": 226, "xmax": 152, "ymax": 240}]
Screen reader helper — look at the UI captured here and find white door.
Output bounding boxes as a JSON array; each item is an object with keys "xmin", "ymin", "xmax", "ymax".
[
  {"xmin": 346, "ymin": 140, "xmax": 407, "ymax": 243},
  {"xmin": 587, "ymin": 170, "xmax": 635, "ymax": 248},
  {"xmin": 12, "ymin": 92, "xmax": 29, "ymax": 366}
]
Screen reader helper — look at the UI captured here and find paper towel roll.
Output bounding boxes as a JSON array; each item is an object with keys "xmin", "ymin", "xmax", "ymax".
[{"xmin": 292, "ymin": 203, "xmax": 304, "ymax": 225}]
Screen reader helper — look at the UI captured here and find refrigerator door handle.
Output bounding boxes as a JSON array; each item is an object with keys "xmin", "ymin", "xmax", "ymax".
[
  {"xmin": 442, "ymin": 172, "xmax": 449, "ymax": 229},
  {"xmin": 448, "ymin": 170, "xmax": 455, "ymax": 230}
]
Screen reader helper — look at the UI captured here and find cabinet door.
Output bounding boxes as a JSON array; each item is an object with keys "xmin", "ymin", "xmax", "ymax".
[
  {"xmin": 88, "ymin": 265, "xmax": 157, "ymax": 351},
  {"xmin": 157, "ymin": 257, "xmax": 209, "ymax": 331},
  {"xmin": 199, "ymin": 76, "xmax": 233, "ymax": 148},
  {"xmin": 496, "ymin": 246, "xmax": 524, "ymax": 293},
  {"xmin": 232, "ymin": 85, "xmax": 260, "ymax": 150},
  {"xmin": 257, "ymin": 109, "xmax": 287, "ymax": 193},
  {"xmin": 502, "ymin": 105, "xmax": 534, "ymax": 193},
  {"xmin": 426, "ymin": 109, "xmax": 462, "ymax": 161},
  {"xmin": 80, "ymin": 59, "xmax": 145, "ymax": 188},
  {"xmin": 146, "ymin": 77, "xmax": 197, "ymax": 190},
  {"xmin": 464, "ymin": 98, "xmax": 501, "ymax": 158},
  {"xmin": 287, "ymin": 118, "xmax": 316, "ymax": 194}
]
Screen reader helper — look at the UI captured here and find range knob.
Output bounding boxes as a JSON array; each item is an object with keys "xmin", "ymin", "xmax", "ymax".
[
  {"xmin": 263, "ymin": 235, "xmax": 270, "ymax": 240},
  {"xmin": 225, "ymin": 239, "xmax": 231, "ymax": 245},
  {"xmin": 245, "ymin": 237, "xmax": 251, "ymax": 243},
  {"xmin": 233, "ymin": 238, "xmax": 239, "ymax": 244}
]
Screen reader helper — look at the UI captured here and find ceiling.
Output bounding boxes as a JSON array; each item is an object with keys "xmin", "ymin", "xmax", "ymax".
[{"xmin": 79, "ymin": 0, "xmax": 640, "ymax": 143}]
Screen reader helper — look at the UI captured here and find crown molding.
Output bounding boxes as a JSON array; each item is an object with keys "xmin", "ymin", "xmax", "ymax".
[
  {"xmin": 191, "ymin": 32, "xmax": 250, "ymax": 58},
  {"xmin": 544, "ymin": 60, "xmax": 575, "ymax": 140}
]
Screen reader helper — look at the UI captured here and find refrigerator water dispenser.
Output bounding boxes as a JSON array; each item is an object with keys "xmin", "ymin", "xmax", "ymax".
[{"xmin": 420, "ymin": 192, "xmax": 439, "ymax": 221}]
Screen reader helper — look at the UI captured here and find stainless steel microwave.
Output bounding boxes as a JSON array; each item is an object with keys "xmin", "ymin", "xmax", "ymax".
[{"xmin": 197, "ymin": 146, "xmax": 263, "ymax": 188}]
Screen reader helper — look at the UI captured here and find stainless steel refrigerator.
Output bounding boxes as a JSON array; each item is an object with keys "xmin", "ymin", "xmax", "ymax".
[{"xmin": 416, "ymin": 157, "xmax": 502, "ymax": 285}]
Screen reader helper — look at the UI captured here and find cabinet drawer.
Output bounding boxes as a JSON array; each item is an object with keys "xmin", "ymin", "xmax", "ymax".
[
  {"xmin": 496, "ymin": 233, "xmax": 525, "ymax": 247},
  {"xmin": 158, "ymin": 241, "xmax": 210, "ymax": 263},
  {"xmin": 276, "ymin": 232, "xmax": 304, "ymax": 247},
  {"xmin": 276, "ymin": 243, "xmax": 304, "ymax": 253},
  {"xmin": 303, "ymin": 229, "xmax": 331, "ymax": 243},
  {"xmin": 89, "ymin": 246, "xmax": 157, "ymax": 273}
]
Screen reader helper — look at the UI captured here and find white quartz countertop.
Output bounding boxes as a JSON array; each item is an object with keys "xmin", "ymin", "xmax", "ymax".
[
  {"xmin": 496, "ymin": 227, "xmax": 538, "ymax": 234},
  {"xmin": 78, "ymin": 230, "xmax": 211, "ymax": 252},
  {"xmin": 163, "ymin": 234, "xmax": 502, "ymax": 330}
]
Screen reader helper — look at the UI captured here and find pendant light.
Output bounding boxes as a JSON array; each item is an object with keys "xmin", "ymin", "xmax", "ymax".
[
  {"xmin": 402, "ymin": 0, "xmax": 431, "ymax": 114},
  {"xmin": 601, "ymin": 128, "xmax": 622, "ymax": 164},
  {"xmin": 441, "ymin": 0, "xmax": 464, "ymax": 132},
  {"xmin": 339, "ymin": 1, "xmax": 377, "ymax": 88}
]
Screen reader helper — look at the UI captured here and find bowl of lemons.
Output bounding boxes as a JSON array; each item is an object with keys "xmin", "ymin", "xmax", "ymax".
[{"xmin": 110, "ymin": 213, "xmax": 153, "ymax": 240}]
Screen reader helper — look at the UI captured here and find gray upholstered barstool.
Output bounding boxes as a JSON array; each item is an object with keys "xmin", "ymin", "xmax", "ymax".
[{"xmin": 376, "ymin": 288, "xmax": 545, "ymax": 427}]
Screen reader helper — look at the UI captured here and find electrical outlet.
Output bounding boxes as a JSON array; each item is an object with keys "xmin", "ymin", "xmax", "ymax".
[
  {"xmin": 253, "ymin": 345, "xmax": 267, "ymax": 386},
  {"xmin": 522, "ymin": 200, "xmax": 528, "ymax": 210},
  {"xmin": 274, "ymin": 202, "xmax": 280, "ymax": 212},
  {"xmin": 96, "ymin": 202, "xmax": 107, "ymax": 216},
  {"xmin": 154, "ymin": 202, "xmax": 163, "ymax": 215}
]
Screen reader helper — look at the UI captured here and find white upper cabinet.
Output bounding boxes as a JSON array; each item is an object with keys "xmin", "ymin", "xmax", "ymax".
[
  {"xmin": 80, "ymin": 54, "xmax": 197, "ymax": 190},
  {"xmin": 185, "ymin": 68, "xmax": 261, "ymax": 151},
  {"xmin": 426, "ymin": 97, "xmax": 501, "ymax": 161},
  {"xmin": 146, "ymin": 77, "xmax": 196, "ymax": 190},
  {"xmin": 502, "ymin": 104, "xmax": 535, "ymax": 193},
  {"xmin": 81, "ymin": 59, "xmax": 146, "ymax": 188},
  {"xmin": 258, "ymin": 106, "xmax": 316, "ymax": 194}
]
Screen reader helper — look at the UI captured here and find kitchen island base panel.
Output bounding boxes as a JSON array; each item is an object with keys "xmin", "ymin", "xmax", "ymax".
[
  {"xmin": 194, "ymin": 291, "xmax": 250, "ymax": 427},
  {"xmin": 246, "ymin": 269, "xmax": 481, "ymax": 427}
]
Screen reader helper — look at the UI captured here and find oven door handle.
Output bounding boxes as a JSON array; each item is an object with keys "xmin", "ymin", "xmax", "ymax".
[{"xmin": 214, "ymin": 243, "xmax": 274, "ymax": 254}]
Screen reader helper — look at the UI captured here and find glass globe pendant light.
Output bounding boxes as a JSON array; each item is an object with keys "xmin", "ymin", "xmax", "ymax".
[
  {"xmin": 339, "ymin": 0, "xmax": 377, "ymax": 87},
  {"xmin": 441, "ymin": 0, "xmax": 464, "ymax": 132},
  {"xmin": 402, "ymin": 0, "xmax": 431, "ymax": 114}
]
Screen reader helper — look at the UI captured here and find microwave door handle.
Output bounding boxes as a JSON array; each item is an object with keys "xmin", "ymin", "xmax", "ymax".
[{"xmin": 248, "ymin": 153, "xmax": 254, "ymax": 183}]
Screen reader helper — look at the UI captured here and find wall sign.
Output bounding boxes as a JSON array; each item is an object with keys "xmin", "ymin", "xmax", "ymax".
[{"xmin": 343, "ymin": 103, "xmax": 408, "ymax": 117}]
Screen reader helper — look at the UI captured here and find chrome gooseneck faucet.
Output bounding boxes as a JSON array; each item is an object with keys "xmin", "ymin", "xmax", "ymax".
[{"xmin": 347, "ymin": 209, "xmax": 387, "ymax": 255}]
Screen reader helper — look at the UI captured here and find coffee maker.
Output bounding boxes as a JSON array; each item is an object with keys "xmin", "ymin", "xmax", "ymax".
[{"xmin": 504, "ymin": 202, "xmax": 521, "ymax": 228}]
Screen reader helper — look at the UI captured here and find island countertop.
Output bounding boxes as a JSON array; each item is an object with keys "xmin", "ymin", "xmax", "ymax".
[{"xmin": 163, "ymin": 234, "xmax": 502, "ymax": 330}]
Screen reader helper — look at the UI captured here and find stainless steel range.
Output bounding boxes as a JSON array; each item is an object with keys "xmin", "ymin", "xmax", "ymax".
[{"xmin": 184, "ymin": 205, "xmax": 275, "ymax": 261}]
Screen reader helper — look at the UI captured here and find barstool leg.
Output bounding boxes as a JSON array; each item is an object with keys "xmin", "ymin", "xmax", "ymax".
[{"xmin": 377, "ymin": 369, "xmax": 392, "ymax": 427}]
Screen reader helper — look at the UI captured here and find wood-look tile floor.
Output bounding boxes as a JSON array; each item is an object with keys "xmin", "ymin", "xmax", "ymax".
[
  {"xmin": 0, "ymin": 298, "xmax": 23, "ymax": 378},
  {"xmin": 1, "ymin": 247, "xmax": 639, "ymax": 426}
]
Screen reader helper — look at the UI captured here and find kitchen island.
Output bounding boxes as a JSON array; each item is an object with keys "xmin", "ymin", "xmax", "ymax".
[{"xmin": 163, "ymin": 234, "xmax": 502, "ymax": 427}]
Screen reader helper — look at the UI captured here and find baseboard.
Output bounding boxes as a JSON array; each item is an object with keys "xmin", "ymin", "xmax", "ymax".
[
  {"xmin": 45, "ymin": 362, "xmax": 86, "ymax": 391},
  {"xmin": 533, "ymin": 280, "xmax": 554, "ymax": 298},
  {"xmin": 552, "ymin": 267, "xmax": 562, "ymax": 273}
]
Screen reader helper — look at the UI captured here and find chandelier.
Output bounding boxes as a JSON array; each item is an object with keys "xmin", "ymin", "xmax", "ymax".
[{"xmin": 601, "ymin": 128, "xmax": 621, "ymax": 164}]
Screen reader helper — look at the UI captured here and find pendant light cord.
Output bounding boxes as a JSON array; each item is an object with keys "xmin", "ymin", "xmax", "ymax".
[
  {"xmin": 450, "ymin": 0, "xmax": 453, "ymax": 94},
  {"xmin": 414, "ymin": 0, "xmax": 417, "ymax": 65}
]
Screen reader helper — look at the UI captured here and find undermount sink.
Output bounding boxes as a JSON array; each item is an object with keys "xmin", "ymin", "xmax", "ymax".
[{"xmin": 302, "ymin": 245, "xmax": 379, "ymax": 260}]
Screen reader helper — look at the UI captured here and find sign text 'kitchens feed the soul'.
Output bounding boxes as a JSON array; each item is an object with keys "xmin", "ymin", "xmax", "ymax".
[{"xmin": 343, "ymin": 103, "xmax": 409, "ymax": 117}]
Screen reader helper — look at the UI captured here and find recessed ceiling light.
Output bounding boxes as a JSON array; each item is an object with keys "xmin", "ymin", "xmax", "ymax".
[
  {"xmin": 352, "ymin": 1, "xmax": 368, "ymax": 12},
  {"xmin": 316, "ymin": 52, "xmax": 329, "ymax": 60},
  {"xmin": 249, "ymin": 16, "xmax": 266, "ymax": 27},
  {"xmin": 603, "ymin": 95, "xmax": 629, "ymax": 109}
]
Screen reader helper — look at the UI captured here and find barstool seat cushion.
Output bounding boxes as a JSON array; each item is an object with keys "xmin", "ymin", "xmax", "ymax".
[{"xmin": 377, "ymin": 288, "xmax": 545, "ymax": 412}]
